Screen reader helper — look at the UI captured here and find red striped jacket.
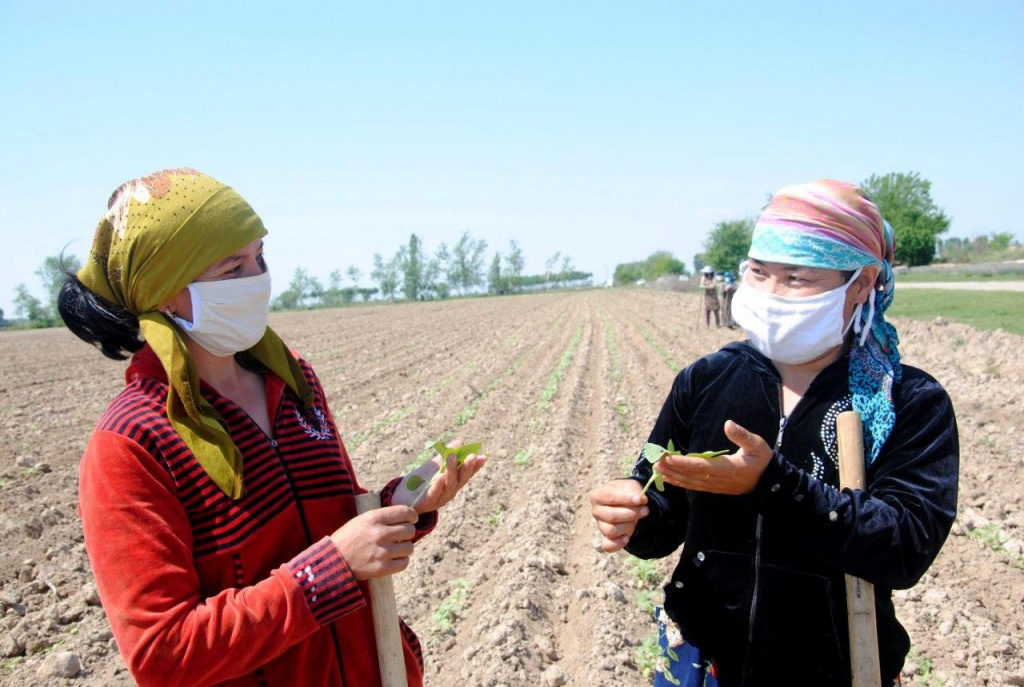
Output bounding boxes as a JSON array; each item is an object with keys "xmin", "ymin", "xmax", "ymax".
[{"xmin": 78, "ymin": 346, "xmax": 434, "ymax": 686}]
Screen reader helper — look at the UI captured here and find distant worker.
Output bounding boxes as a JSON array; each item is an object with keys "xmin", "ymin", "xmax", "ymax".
[
  {"xmin": 58, "ymin": 168, "xmax": 486, "ymax": 686},
  {"xmin": 721, "ymin": 270, "xmax": 737, "ymax": 328},
  {"xmin": 699, "ymin": 265, "xmax": 720, "ymax": 328}
]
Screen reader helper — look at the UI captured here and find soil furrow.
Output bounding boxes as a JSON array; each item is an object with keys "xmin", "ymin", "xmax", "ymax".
[{"xmin": 1, "ymin": 291, "xmax": 1021, "ymax": 685}]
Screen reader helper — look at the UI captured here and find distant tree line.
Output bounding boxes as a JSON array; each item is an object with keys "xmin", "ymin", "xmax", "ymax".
[
  {"xmin": 689, "ymin": 173, "xmax": 962, "ymax": 274},
  {"xmin": 614, "ymin": 171, "xmax": 1014, "ymax": 290},
  {"xmin": 273, "ymin": 232, "xmax": 591, "ymax": 311},
  {"xmin": 935, "ymin": 232, "xmax": 1021, "ymax": 263},
  {"xmin": 270, "ymin": 267, "xmax": 378, "ymax": 311},
  {"xmin": 12, "ymin": 171, "xmax": 1010, "ymax": 326},
  {"xmin": 5, "ymin": 234, "xmax": 591, "ymax": 328},
  {"xmin": 489, "ymin": 249, "xmax": 589, "ymax": 295}
]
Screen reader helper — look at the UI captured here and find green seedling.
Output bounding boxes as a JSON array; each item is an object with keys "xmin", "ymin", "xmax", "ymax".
[
  {"xmin": 634, "ymin": 589, "xmax": 659, "ymax": 615},
  {"xmin": 405, "ymin": 439, "xmax": 485, "ymax": 508},
  {"xmin": 430, "ymin": 440, "xmax": 483, "ymax": 472},
  {"xmin": 639, "ymin": 440, "xmax": 729, "ymax": 495},
  {"xmin": 513, "ymin": 448, "xmax": 533, "ymax": 469},
  {"xmin": 433, "ymin": 578, "xmax": 471, "ymax": 633},
  {"xmin": 404, "ymin": 439, "xmax": 485, "ymax": 492}
]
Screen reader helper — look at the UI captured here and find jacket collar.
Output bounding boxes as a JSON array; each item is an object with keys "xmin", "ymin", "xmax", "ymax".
[
  {"xmin": 126, "ymin": 344, "xmax": 288, "ymax": 414},
  {"xmin": 725, "ymin": 340, "xmax": 851, "ymax": 385}
]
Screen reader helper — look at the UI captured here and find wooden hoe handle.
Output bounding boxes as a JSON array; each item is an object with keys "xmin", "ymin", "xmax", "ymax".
[
  {"xmin": 836, "ymin": 411, "xmax": 881, "ymax": 687},
  {"xmin": 354, "ymin": 492, "xmax": 409, "ymax": 687}
]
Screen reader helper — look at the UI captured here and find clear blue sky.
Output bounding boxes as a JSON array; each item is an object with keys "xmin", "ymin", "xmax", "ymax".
[{"xmin": 1, "ymin": 1, "xmax": 1021, "ymax": 316}]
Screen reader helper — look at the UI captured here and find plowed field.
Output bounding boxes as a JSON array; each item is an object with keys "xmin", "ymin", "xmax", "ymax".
[{"xmin": 1, "ymin": 290, "xmax": 1021, "ymax": 685}]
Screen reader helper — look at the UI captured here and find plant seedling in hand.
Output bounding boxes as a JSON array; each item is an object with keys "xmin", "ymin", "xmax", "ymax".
[
  {"xmin": 639, "ymin": 440, "xmax": 728, "ymax": 495},
  {"xmin": 405, "ymin": 439, "xmax": 484, "ymax": 509},
  {"xmin": 430, "ymin": 440, "xmax": 483, "ymax": 472}
]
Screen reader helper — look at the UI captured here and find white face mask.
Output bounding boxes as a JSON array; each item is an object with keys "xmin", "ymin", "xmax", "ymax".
[
  {"xmin": 730, "ymin": 268, "xmax": 863, "ymax": 365},
  {"xmin": 173, "ymin": 270, "xmax": 271, "ymax": 357}
]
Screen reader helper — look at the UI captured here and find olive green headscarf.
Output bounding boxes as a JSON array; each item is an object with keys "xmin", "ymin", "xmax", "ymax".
[{"xmin": 78, "ymin": 168, "xmax": 313, "ymax": 499}]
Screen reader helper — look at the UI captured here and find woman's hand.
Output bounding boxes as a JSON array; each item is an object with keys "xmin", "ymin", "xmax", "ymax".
[
  {"xmin": 330, "ymin": 505, "xmax": 419, "ymax": 580},
  {"xmin": 391, "ymin": 440, "xmax": 487, "ymax": 514},
  {"xmin": 655, "ymin": 420, "xmax": 774, "ymax": 495},
  {"xmin": 589, "ymin": 479, "xmax": 649, "ymax": 552}
]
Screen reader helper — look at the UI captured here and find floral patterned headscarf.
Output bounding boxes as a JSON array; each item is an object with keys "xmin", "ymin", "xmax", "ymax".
[{"xmin": 749, "ymin": 179, "xmax": 901, "ymax": 464}]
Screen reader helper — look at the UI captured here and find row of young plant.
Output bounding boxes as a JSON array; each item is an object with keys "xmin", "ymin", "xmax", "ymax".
[
  {"xmin": 423, "ymin": 317, "xmax": 589, "ymax": 636},
  {"xmin": 599, "ymin": 307, "xmax": 687, "ymax": 683}
]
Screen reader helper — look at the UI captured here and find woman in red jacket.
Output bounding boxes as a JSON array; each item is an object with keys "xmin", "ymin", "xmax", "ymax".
[{"xmin": 58, "ymin": 168, "xmax": 485, "ymax": 686}]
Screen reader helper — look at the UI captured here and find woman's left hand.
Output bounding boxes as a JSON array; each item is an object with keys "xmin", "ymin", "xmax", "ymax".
[
  {"xmin": 655, "ymin": 420, "xmax": 773, "ymax": 495},
  {"xmin": 391, "ymin": 441, "xmax": 487, "ymax": 514}
]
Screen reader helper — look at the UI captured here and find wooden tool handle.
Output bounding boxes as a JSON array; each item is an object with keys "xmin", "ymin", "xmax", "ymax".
[
  {"xmin": 836, "ymin": 411, "xmax": 881, "ymax": 687},
  {"xmin": 354, "ymin": 492, "xmax": 409, "ymax": 687},
  {"xmin": 837, "ymin": 411, "xmax": 868, "ymax": 490}
]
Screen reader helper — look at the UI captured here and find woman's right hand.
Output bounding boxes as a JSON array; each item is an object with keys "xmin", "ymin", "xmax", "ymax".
[
  {"xmin": 588, "ymin": 480, "xmax": 649, "ymax": 553},
  {"xmin": 330, "ymin": 505, "xmax": 419, "ymax": 580}
]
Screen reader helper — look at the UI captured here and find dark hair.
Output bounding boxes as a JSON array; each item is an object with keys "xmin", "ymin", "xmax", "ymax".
[{"xmin": 57, "ymin": 263, "xmax": 144, "ymax": 361}]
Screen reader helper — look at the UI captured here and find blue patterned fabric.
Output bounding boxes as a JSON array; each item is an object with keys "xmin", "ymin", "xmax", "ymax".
[
  {"xmin": 653, "ymin": 607, "xmax": 718, "ymax": 687},
  {"xmin": 749, "ymin": 221, "xmax": 902, "ymax": 464},
  {"xmin": 748, "ymin": 226, "xmax": 878, "ymax": 272}
]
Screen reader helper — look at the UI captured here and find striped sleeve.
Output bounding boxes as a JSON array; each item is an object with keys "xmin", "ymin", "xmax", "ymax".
[
  {"xmin": 287, "ymin": 538, "xmax": 365, "ymax": 625},
  {"xmin": 381, "ymin": 477, "xmax": 438, "ymax": 542}
]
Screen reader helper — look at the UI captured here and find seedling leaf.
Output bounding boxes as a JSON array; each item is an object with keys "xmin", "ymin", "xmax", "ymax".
[
  {"xmin": 409, "ymin": 438, "xmax": 487, "ymax": 509},
  {"xmin": 639, "ymin": 441, "xmax": 728, "ymax": 495},
  {"xmin": 431, "ymin": 440, "xmax": 483, "ymax": 473}
]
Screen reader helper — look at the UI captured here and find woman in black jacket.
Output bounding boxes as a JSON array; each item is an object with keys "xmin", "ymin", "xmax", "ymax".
[{"xmin": 589, "ymin": 180, "xmax": 958, "ymax": 686}]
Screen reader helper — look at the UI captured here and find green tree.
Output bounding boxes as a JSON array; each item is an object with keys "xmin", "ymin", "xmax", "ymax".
[
  {"xmin": 346, "ymin": 265, "xmax": 361, "ymax": 286},
  {"xmin": 487, "ymin": 252, "xmax": 504, "ymax": 294},
  {"xmin": 272, "ymin": 268, "xmax": 322, "ymax": 310},
  {"xmin": 450, "ymin": 232, "xmax": 487, "ymax": 295},
  {"xmin": 421, "ymin": 255, "xmax": 444, "ymax": 300},
  {"xmin": 614, "ymin": 250, "xmax": 686, "ymax": 286},
  {"xmin": 433, "ymin": 243, "xmax": 452, "ymax": 298},
  {"xmin": 614, "ymin": 261, "xmax": 643, "ymax": 285},
  {"xmin": 14, "ymin": 283, "xmax": 48, "ymax": 324},
  {"xmin": 306, "ymin": 274, "xmax": 324, "ymax": 307},
  {"xmin": 0, "ymin": 306, "xmax": 5, "ymax": 327},
  {"xmin": 560, "ymin": 255, "xmax": 574, "ymax": 275},
  {"xmin": 372, "ymin": 252, "xmax": 401, "ymax": 301},
  {"xmin": 544, "ymin": 251, "xmax": 562, "ymax": 288},
  {"xmin": 894, "ymin": 208, "xmax": 949, "ymax": 266},
  {"xmin": 504, "ymin": 241, "xmax": 525, "ymax": 293},
  {"xmin": 702, "ymin": 219, "xmax": 754, "ymax": 273},
  {"xmin": 401, "ymin": 234, "xmax": 426, "ymax": 301},
  {"xmin": 989, "ymin": 232, "xmax": 1014, "ymax": 253},
  {"xmin": 321, "ymin": 270, "xmax": 354, "ymax": 308},
  {"xmin": 862, "ymin": 172, "xmax": 950, "ymax": 266},
  {"xmin": 36, "ymin": 253, "xmax": 82, "ymax": 322},
  {"xmin": 644, "ymin": 251, "xmax": 686, "ymax": 279}
]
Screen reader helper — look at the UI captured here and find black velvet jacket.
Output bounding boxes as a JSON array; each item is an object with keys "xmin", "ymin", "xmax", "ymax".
[{"xmin": 626, "ymin": 341, "xmax": 959, "ymax": 686}]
